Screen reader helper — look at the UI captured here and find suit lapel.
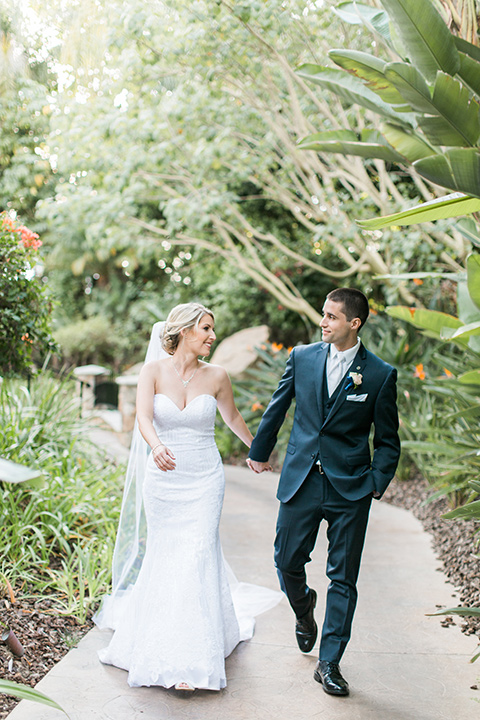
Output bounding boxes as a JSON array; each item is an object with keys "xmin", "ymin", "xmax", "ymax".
[
  {"xmin": 315, "ymin": 344, "xmax": 329, "ymax": 424},
  {"xmin": 321, "ymin": 342, "xmax": 367, "ymax": 428}
]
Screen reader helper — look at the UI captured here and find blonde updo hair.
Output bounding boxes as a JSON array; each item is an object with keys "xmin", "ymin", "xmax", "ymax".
[{"xmin": 162, "ymin": 302, "xmax": 214, "ymax": 355}]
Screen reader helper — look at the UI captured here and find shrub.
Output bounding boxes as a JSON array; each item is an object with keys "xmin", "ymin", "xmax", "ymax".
[{"xmin": 0, "ymin": 212, "xmax": 55, "ymax": 377}]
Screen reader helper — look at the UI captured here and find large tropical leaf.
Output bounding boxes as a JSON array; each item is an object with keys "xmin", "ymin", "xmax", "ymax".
[
  {"xmin": 457, "ymin": 52, "xmax": 480, "ymax": 99},
  {"xmin": 331, "ymin": 2, "xmax": 391, "ymax": 42},
  {"xmin": 328, "ymin": 50, "xmax": 409, "ymax": 106},
  {"xmin": 442, "ymin": 500, "xmax": 480, "ymax": 521},
  {"xmin": 380, "ymin": 0, "xmax": 460, "ymax": 82},
  {"xmin": 384, "ymin": 62, "xmax": 434, "ymax": 113},
  {"xmin": 381, "ymin": 123, "xmax": 435, "ymax": 162},
  {"xmin": 356, "ymin": 192, "xmax": 480, "ymax": 229},
  {"xmin": 456, "ymin": 218, "xmax": 480, "ymax": 249},
  {"xmin": 458, "ymin": 369, "xmax": 480, "ymax": 385},
  {"xmin": 441, "ymin": 319, "xmax": 480, "ymax": 341},
  {"xmin": 386, "ymin": 305, "xmax": 465, "ymax": 341},
  {"xmin": 0, "ymin": 679, "xmax": 67, "ymax": 715},
  {"xmin": 453, "ymin": 36, "xmax": 480, "ymax": 63},
  {"xmin": 295, "ymin": 65, "xmax": 414, "ymax": 124},
  {"xmin": 467, "ymin": 253, "xmax": 480, "ymax": 310},
  {"xmin": 384, "ymin": 67, "xmax": 480, "ymax": 146},
  {"xmin": 414, "ymin": 149, "xmax": 480, "ymax": 199},
  {"xmin": 423, "ymin": 73, "xmax": 480, "ymax": 147},
  {"xmin": 428, "ymin": 605, "xmax": 480, "ymax": 617},
  {"xmin": 297, "ymin": 129, "xmax": 405, "ymax": 161}
]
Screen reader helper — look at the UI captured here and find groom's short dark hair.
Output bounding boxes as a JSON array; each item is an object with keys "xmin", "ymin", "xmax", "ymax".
[{"xmin": 327, "ymin": 288, "xmax": 369, "ymax": 329}]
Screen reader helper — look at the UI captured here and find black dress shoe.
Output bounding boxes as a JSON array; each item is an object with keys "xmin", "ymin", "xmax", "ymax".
[
  {"xmin": 314, "ymin": 661, "xmax": 349, "ymax": 696},
  {"xmin": 295, "ymin": 589, "xmax": 317, "ymax": 653}
]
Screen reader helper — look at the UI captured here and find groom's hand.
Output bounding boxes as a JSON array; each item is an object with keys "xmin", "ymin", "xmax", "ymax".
[{"xmin": 246, "ymin": 458, "xmax": 273, "ymax": 473}]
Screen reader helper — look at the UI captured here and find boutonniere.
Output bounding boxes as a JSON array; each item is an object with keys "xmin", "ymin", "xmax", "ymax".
[{"xmin": 345, "ymin": 371, "xmax": 363, "ymax": 391}]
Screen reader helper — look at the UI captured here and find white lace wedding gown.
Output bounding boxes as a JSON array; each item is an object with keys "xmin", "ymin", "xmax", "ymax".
[{"xmin": 98, "ymin": 393, "xmax": 279, "ymax": 690}]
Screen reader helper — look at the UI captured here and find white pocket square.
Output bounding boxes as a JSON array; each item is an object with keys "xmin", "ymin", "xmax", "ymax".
[{"xmin": 346, "ymin": 393, "xmax": 368, "ymax": 402}]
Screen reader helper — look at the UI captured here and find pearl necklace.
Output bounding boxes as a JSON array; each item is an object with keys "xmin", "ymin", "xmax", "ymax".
[{"xmin": 171, "ymin": 358, "xmax": 199, "ymax": 387}]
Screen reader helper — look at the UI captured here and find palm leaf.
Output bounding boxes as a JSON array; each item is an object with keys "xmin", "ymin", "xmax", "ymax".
[
  {"xmin": 296, "ymin": 64, "xmax": 414, "ymax": 124},
  {"xmin": 414, "ymin": 150, "xmax": 480, "ymax": 199},
  {"xmin": 356, "ymin": 192, "xmax": 480, "ymax": 230},
  {"xmin": 381, "ymin": 123, "xmax": 435, "ymax": 162},
  {"xmin": 297, "ymin": 129, "xmax": 404, "ymax": 161},
  {"xmin": 380, "ymin": 0, "xmax": 460, "ymax": 82},
  {"xmin": 384, "ymin": 62, "xmax": 434, "ymax": 113},
  {"xmin": 422, "ymin": 73, "xmax": 480, "ymax": 146},
  {"xmin": 328, "ymin": 50, "xmax": 409, "ymax": 106}
]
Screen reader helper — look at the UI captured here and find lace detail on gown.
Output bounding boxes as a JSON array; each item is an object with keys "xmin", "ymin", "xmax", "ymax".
[{"xmin": 97, "ymin": 394, "xmax": 279, "ymax": 690}]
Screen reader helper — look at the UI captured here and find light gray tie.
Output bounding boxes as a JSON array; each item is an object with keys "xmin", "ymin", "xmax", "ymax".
[{"xmin": 328, "ymin": 354, "xmax": 346, "ymax": 397}]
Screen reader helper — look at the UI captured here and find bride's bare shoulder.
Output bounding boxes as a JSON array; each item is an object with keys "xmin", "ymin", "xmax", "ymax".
[
  {"xmin": 140, "ymin": 358, "xmax": 170, "ymax": 377},
  {"xmin": 202, "ymin": 362, "xmax": 230, "ymax": 383}
]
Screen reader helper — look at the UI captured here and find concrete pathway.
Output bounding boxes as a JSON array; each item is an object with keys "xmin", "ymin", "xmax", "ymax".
[{"xmin": 7, "ymin": 464, "xmax": 480, "ymax": 719}]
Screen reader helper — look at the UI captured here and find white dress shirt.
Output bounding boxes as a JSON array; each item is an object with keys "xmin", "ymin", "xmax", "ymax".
[{"xmin": 326, "ymin": 338, "xmax": 361, "ymax": 396}]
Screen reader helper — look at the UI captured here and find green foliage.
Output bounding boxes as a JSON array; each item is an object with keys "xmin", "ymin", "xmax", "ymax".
[
  {"xmin": 384, "ymin": 260, "xmax": 480, "ymax": 505},
  {"xmin": 0, "ymin": 212, "xmax": 56, "ymax": 377},
  {"xmin": 28, "ymin": 0, "xmax": 462, "ymax": 342},
  {"xmin": 0, "ymin": 373, "xmax": 123, "ymax": 623},
  {"xmin": 55, "ymin": 315, "xmax": 129, "ymax": 371},
  {"xmin": 0, "ymin": 679, "xmax": 67, "ymax": 716},
  {"xmin": 0, "ymin": 78, "xmax": 53, "ymax": 223},
  {"xmin": 299, "ymin": 0, "xmax": 480, "ymax": 229}
]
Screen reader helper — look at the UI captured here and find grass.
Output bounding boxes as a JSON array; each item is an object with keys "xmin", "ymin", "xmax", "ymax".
[{"xmin": 0, "ymin": 373, "xmax": 124, "ymax": 623}]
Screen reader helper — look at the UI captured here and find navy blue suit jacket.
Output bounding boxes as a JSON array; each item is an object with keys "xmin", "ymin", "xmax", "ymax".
[{"xmin": 249, "ymin": 341, "xmax": 400, "ymax": 502}]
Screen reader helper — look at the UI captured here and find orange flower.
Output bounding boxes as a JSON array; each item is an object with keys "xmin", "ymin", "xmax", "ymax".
[
  {"xmin": 18, "ymin": 225, "xmax": 42, "ymax": 250},
  {"xmin": 271, "ymin": 342, "xmax": 283, "ymax": 353},
  {"xmin": 413, "ymin": 363, "xmax": 426, "ymax": 380},
  {"xmin": 287, "ymin": 346, "xmax": 293, "ymax": 354},
  {"xmin": 251, "ymin": 402, "xmax": 264, "ymax": 412},
  {"xmin": 443, "ymin": 367, "xmax": 454, "ymax": 378},
  {"xmin": 1, "ymin": 215, "xmax": 16, "ymax": 231},
  {"xmin": 408, "ymin": 307, "xmax": 416, "ymax": 318},
  {"xmin": 413, "ymin": 278, "xmax": 424, "ymax": 286}
]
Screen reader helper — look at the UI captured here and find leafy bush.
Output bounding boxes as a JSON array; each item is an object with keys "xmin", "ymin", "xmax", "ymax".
[
  {"xmin": 54, "ymin": 315, "xmax": 129, "ymax": 371},
  {"xmin": 0, "ymin": 373, "xmax": 124, "ymax": 622},
  {"xmin": 0, "ymin": 212, "xmax": 55, "ymax": 377}
]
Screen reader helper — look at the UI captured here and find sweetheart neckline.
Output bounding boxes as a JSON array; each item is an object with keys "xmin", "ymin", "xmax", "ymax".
[{"xmin": 154, "ymin": 393, "xmax": 217, "ymax": 412}]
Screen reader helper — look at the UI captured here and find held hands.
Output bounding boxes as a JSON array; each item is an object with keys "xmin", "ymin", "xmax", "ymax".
[
  {"xmin": 246, "ymin": 458, "xmax": 273, "ymax": 473},
  {"xmin": 152, "ymin": 442, "xmax": 176, "ymax": 471}
]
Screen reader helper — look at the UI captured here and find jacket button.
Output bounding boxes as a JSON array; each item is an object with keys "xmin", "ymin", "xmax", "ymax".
[{"xmin": 310, "ymin": 453, "xmax": 315, "ymax": 459}]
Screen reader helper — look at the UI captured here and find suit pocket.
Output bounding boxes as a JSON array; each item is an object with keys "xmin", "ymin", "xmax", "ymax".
[
  {"xmin": 346, "ymin": 453, "xmax": 371, "ymax": 467},
  {"xmin": 286, "ymin": 442, "xmax": 296, "ymax": 455}
]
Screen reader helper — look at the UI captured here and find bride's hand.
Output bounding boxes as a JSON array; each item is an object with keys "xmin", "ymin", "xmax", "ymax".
[{"xmin": 152, "ymin": 443, "xmax": 176, "ymax": 471}]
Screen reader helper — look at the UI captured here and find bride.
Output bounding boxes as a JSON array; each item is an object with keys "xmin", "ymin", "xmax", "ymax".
[{"xmin": 94, "ymin": 302, "xmax": 280, "ymax": 691}]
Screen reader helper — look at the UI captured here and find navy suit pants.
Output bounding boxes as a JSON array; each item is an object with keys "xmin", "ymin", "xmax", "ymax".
[{"xmin": 274, "ymin": 465, "xmax": 372, "ymax": 662}]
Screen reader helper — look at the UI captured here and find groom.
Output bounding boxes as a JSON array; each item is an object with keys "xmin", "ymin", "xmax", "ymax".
[{"xmin": 247, "ymin": 288, "xmax": 400, "ymax": 696}]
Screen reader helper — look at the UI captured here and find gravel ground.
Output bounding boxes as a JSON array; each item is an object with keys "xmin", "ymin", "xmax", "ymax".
[{"xmin": 1, "ymin": 474, "xmax": 479, "ymax": 718}]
